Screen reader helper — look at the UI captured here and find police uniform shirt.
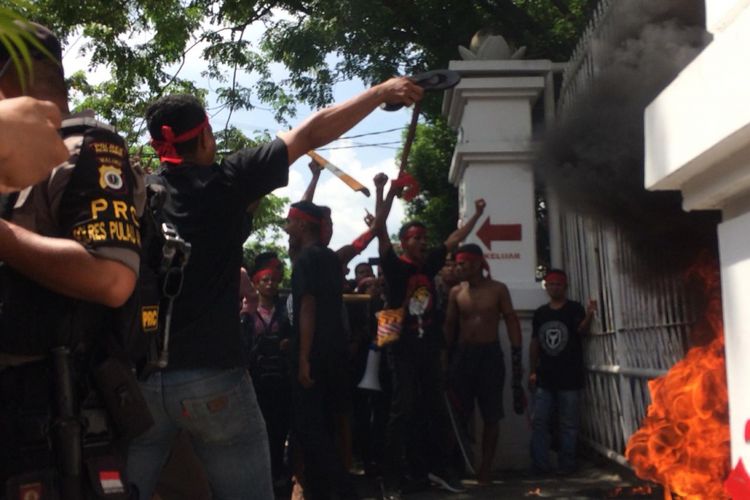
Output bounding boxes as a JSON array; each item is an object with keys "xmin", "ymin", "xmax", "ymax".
[
  {"xmin": 9, "ymin": 111, "xmax": 145, "ymax": 271},
  {"xmin": 1, "ymin": 111, "xmax": 145, "ymax": 355},
  {"xmin": 155, "ymin": 138, "xmax": 289, "ymax": 370}
]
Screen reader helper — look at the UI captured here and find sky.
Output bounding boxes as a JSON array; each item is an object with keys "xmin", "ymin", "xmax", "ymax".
[{"xmin": 62, "ymin": 19, "xmax": 417, "ymax": 276}]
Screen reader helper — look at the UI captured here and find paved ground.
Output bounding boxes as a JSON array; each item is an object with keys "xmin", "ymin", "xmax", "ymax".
[
  {"xmin": 155, "ymin": 434, "xmax": 661, "ymax": 500},
  {"xmin": 346, "ymin": 457, "xmax": 661, "ymax": 500}
]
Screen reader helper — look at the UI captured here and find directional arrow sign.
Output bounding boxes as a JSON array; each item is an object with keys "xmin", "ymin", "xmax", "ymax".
[{"xmin": 476, "ymin": 217, "xmax": 522, "ymax": 250}]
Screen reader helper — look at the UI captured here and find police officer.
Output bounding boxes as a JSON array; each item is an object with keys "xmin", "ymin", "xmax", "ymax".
[{"xmin": 0, "ymin": 23, "xmax": 146, "ymax": 498}]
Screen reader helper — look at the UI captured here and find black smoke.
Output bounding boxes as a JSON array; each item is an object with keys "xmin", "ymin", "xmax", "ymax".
[{"xmin": 537, "ymin": 0, "xmax": 720, "ymax": 277}]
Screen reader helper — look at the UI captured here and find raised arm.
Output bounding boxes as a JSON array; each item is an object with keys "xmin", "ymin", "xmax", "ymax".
[
  {"xmin": 301, "ymin": 160, "xmax": 323, "ymax": 203},
  {"xmin": 373, "ymin": 174, "xmax": 402, "ymax": 258},
  {"xmin": 0, "ymin": 220, "xmax": 136, "ymax": 307},
  {"xmin": 336, "ymin": 211, "xmax": 375, "ymax": 265},
  {"xmin": 278, "ymin": 78, "xmax": 423, "ymax": 165},
  {"xmin": 334, "ymin": 174, "xmax": 388, "ymax": 265},
  {"xmin": 444, "ymin": 198, "xmax": 486, "ymax": 252}
]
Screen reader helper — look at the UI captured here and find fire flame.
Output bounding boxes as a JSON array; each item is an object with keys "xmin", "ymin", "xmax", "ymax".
[{"xmin": 625, "ymin": 258, "xmax": 730, "ymax": 499}]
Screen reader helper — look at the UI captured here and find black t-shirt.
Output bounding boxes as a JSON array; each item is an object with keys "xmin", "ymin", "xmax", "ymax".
[
  {"xmin": 290, "ymin": 244, "xmax": 346, "ymax": 360},
  {"xmin": 532, "ymin": 300, "xmax": 586, "ymax": 390},
  {"xmin": 156, "ymin": 139, "xmax": 289, "ymax": 369},
  {"xmin": 381, "ymin": 245, "xmax": 447, "ymax": 343}
]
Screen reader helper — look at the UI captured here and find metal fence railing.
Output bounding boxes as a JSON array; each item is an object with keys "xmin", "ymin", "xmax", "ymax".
[
  {"xmin": 549, "ymin": 0, "xmax": 696, "ymax": 465},
  {"xmin": 558, "ymin": 212, "xmax": 693, "ymax": 464}
]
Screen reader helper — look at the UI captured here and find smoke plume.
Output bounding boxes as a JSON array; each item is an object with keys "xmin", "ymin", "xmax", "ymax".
[{"xmin": 538, "ymin": 0, "xmax": 719, "ymax": 276}]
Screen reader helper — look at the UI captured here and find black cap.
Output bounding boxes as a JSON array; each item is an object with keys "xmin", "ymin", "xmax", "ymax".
[{"xmin": 0, "ymin": 21, "xmax": 63, "ymax": 65}]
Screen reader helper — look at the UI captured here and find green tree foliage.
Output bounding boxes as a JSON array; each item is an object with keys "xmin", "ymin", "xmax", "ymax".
[
  {"xmin": 7, "ymin": 0, "xmax": 594, "ymax": 240},
  {"xmin": 401, "ymin": 117, "xmax": 457, "ymax": 247},
  {"xmin": 259, "ymin": 0, "xmax": 595, "ymax": 116},
  {"xmin": 12, "ymin": 0, "xmax": 596, "ymax": 127}
]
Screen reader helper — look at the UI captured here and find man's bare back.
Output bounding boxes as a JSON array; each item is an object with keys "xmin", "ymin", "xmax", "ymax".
[{"xmin": 453, "ymin": 278, "xmax": 515, "ymax": 345}]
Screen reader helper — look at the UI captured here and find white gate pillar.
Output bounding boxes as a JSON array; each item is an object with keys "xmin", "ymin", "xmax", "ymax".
[
  {"xmin": 644, "ymin": 1, "xmax": 750, "ymax": 476},
  {"xmin": 443, "ymin": 60, "xmax": 552, "ymax": 469}
]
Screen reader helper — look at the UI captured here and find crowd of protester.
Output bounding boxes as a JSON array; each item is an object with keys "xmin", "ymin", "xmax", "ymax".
[{"xmin": 0, "ymin": 20, "xmax": 596, "ymax": 500}]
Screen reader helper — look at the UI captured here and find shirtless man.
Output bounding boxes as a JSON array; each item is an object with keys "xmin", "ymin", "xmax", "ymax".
[{"xmin": 444, "ymin": 243, "xmax": 524, "ymax": 484}]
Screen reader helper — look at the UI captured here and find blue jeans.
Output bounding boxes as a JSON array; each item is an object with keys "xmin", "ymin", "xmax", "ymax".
[
  {"xmin": 126, "ymin": 368, "xmax": 272, "ymax": 500},
  {"xmin": 530, "ymin": 388, "xmax": 580, "ymax": 473}
]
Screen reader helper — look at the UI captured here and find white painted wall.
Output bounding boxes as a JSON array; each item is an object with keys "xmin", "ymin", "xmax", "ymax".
[
  {"xmin": 719, "ymin": 212, "xmax": 750, "ymax": 467},
  {"xmin": 644, "ymin": 5, "xmax": 750, "ymax": 201},
  {"xmin": 707, "ymin": 0, "xmax": 750, "ymax": 33},
  {"xmin": 644, "ymin": 0, "xmax": 750, "ymax": 474}
]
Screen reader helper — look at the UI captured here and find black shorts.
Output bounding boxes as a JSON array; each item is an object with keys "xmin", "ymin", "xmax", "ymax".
[{"xmin": 449, "ymin": 342, "xmax": 504, "ymax": 423}]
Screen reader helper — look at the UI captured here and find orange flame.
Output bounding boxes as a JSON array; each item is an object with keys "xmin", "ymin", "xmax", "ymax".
[{"xmin": 625, "ymin": 257, "xmax": 730, "ymax": 499}]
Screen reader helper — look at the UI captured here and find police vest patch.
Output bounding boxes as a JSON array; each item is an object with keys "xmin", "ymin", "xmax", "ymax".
[
  {"xmin": 141, "ymin": 305, "xmax": 159, "ymax": 332},
  {"xmin": 98, "ymin": 165, "xmax": 124, "ymax": 191}
]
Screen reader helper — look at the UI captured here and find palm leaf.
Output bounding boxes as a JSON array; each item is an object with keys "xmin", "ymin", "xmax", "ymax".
[{"xmin": 0, "ymin": 2, "xmax": 58, "ymax": 91}]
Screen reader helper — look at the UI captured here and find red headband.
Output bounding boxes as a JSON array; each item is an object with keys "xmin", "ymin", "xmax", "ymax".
[
  {"xmin": 151, "ymin": 115, "xmax": 209, "ymax": 164},
  {"xmin": 455, "ymin": 251, "xmax": 491, "ymax": 277},
  {"xmin": 252, "ymin": 268, "xmax": 276, "ymax": 284},
  {"xmin": 454, "ymin": 252, "xmax": 482, "ymax": 264},
  {"xmin": 289, "ymin": 207, "xmax": 329, "ymax": 243},
  {"xmin": 288, "ymin": 207, "xmax": 321, "ymax": 224},
  {"xmin": 544, "ymin": 271, "xmax": 567, "ymax": 285}
]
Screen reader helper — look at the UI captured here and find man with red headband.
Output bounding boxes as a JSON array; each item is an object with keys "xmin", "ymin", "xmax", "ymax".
[
  {"xmin": 285, "ymin": 200, "xmax": 357, "ymax": 499},
  {"xmin": 128, "ymin": 77, "xmax": 422, "ymax": 499},
  {"xmin": 373, "ymin": 176, "xmax": 485, "ymax": 496},
  {"xmin": 241, "ymin": 253, "xmax": 291, "ymax": 491},
  {"xmin": 444, "ymin": 243, "xmax": 523, "ymax": 484},
  {"xmin": 529, "ymin": 269, "xmax": 596, "ymax": 475}
]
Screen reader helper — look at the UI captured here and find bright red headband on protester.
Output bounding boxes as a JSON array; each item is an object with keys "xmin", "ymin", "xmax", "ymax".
[
  {"xmin": 289, "ymin": 206, "xmax": 329, "ymax": 243},
  {"xmin": 544, "ymin": 271, "xmax": 567, "ymax": 285},
  {"xmin": 150, "ymin": 115, "xmax": 209, "ymax": 164},
  {"xmin": 252, "ymin": 268, "xmax": 276, "ymax": 284},
  {"xmin": 455, "ymin": 251, "xmax": 491, "ymax": 277},
  {"xmin": 288, "ymin": 207, "xmax": 321, "ymax": 225},
  {"xmin": 454, "ymin": 252, "xmax": 483, "ymax": 263}
]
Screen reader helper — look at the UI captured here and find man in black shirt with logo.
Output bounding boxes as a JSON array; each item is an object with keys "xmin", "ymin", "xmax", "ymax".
[
  {"xmin": 374, "ymin": 180, "xmax": 485, "ymax": 496},
  {"xmin": 127, "ymin": 78, "xmax": 423, "ymax": 499},
  {"xmin": 529, "ymin": 269, "xmax": 596, "ymax": 474}
]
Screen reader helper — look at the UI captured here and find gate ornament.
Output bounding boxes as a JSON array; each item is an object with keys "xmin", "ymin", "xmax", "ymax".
[{"xmin": 458, "ymin": 31, "xmax": 526, "ymax": 60}]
